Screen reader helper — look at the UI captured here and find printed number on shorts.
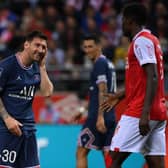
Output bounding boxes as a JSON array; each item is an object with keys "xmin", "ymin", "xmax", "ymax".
[{"xmin": 1, "ymin": 149, "xmax": 17, "ymax": 163}]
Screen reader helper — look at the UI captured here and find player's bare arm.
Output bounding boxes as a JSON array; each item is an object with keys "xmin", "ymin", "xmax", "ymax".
[
  {"xmin": 139, "ymin": 63, "xmax": 158, "ymax": 136},
  {"xmin": 39, "ymin": 46, "xmax": 54, "ymax": 97},
  {"xmin": 100, "ymin": 88, "xmax": 125, "ymax": 112},
  {"xmin": 0, "ymin": 99, "xmax": 23, "ymax": 136},
  {"xmin": 96, "ymin": 82, "xmax": 108, "ymax": 133},
  {"xmin": 40, "ymin": 65, "xmax": 54, "ymax": 97}
]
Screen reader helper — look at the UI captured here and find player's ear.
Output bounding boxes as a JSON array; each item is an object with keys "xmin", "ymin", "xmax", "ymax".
[{"xmin": 24, "ymin": 41, "xmax": 30, "ymax": 49}]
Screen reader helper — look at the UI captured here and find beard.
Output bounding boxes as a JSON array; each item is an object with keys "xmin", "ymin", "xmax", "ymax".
[
  {"xmin": 123, "ymin": 30, "xmax": 131, "ymax": 38},
  {"xmin": 122, "ymin": 30, "xmax": 133, "ymax": 41}
]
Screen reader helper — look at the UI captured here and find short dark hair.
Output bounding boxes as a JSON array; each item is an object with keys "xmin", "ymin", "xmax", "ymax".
[
  {"xmin": 25, "ymin": 30, "xmax": 48, "ymax": 42},
  {"xmin": 82, "ymin": 33, "xmax": 100, "ymax": 44},
  {"xmin": 123, "ymin": 3, "xmax": 148, "ymax": 26},
  {"xmin": 17, "ymin": 30, "xmax": 48, "ymax": 51}
]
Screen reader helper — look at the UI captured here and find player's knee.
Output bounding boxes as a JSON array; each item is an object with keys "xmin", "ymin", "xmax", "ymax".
[{"xmin": 76, "ymin": 146, "xmax": 89, "ymax": 158}]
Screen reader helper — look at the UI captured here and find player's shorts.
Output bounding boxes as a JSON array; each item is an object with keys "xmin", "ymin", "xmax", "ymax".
[
  {"xmin": 110, "ymin": 115, "xmax": 166, "ymax": 156},
  {"xmin": 77, "ymin": 119, "xmax": 116, "ymax": 151},
  {"xmin": 0, "ymin": 129, "xmax": 40, "ymax": 168}
]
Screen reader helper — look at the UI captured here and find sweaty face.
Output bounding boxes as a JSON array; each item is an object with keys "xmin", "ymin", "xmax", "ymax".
[
  {"xmin": 26, "ymin": 37, "xmax": 47, "ymax": 62},
  {"xmin": 82, "ymin": 40, "xmax": 99, "ymax": 61}
]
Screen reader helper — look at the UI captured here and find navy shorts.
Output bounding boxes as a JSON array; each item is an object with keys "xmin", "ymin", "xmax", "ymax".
[
  {"xmin": 0, "ymin": 129, "xmax": 40, "ymax": 168},
  {"xmin": 77, "ymin": 119, "xmax": 116, "ymax": 150}
]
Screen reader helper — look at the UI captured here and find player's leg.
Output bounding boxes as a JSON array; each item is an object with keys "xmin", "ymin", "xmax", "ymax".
[
  {"xmin": 104, "ymin": 151, "xmax": 112, "ymax": 168},
  {"xmin": 76, "ymin": 126, "xmax": 97, "ymax": 168},
  {"xmin": 144, "ymin": 121, "xmax": 166, "ymax": 168},
  {"xmin": 103, "ymin": 120, "xmax": 116, "ymax": 168},
  {"xmin": 109, "ymin": 115, "xmax": 151, "ymax": 167},
  {"xmin": 76, "ymin": 146, "xmax": 90, "ymax": 168},
  {"xmin": 145, "ymin": 155, "xmax": 165, "ymax": 168},
  {"xmin": 110, "ymin": 151, "xmax": 130, "ymax": 168},
  {"xmin": 18, "ymin": 130, "xmax": 40, "ymax": 168},
  {"xmin": 76, "ymin": 119, "xmax": 103, "ymax": 168},
  {"xmin": 0, "ymin": 130, "xmax": 23, "ymax": 167}
]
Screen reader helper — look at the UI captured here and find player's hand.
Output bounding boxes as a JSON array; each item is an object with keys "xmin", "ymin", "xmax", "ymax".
[
  {"xmin": 100, "ymin": 93, "xmax": 120, "ymax": 112},
  {"xmin": 139, "ymin": 114, "xmax": 150, "ymax": 136},
  {"xmin": 4, "ymin": 116, "xmax": 23, "ymax": 136},
  {"xmin": 39, "ymin": 53, "xmax": 46, "ymax": 67},
  {"xmin": 96, "ymin": 114, "xmax": 107, "ymax": 133}
]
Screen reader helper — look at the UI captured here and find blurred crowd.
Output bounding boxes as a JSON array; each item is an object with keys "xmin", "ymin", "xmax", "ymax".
[{"xmin": 0, "ymin": 0, "xmax": 168, "ymax": 89}]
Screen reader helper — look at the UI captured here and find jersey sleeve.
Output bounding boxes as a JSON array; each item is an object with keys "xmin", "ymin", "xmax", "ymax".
[
  {"xmin": 133, "ymin": 36, "xmax": 157, "ymax": 66},
  {"xmin": 0, "ymin": 63, "xmax": 10, "ymax": 94},
  {"xmin": 94, "ymin": 59, "xmax": 107, "ymax": 85}
]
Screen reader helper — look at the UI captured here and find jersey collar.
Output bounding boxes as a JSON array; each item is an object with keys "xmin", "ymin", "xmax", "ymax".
[{"xmin": 133, "ymin": 28, "xmax": 151, "ymax": 41}]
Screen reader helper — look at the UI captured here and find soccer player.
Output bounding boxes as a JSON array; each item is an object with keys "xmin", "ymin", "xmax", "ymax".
[
  {"xmin": 101, "ymin": 3, "xmax": 167, "ymax": 168},
  {"xmin": 75, "ymin": 34, "xmax": 117, "ymax": 168},
  {"xmin": 0, "ymin": 30, "xmax": 53, "ymax": 168}
]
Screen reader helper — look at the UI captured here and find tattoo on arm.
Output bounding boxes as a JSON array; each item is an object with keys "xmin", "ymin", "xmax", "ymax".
[
  {"xmin": 0, "ymin": 99, "xmax": 9, "ymax": 120},
  {"xmin": 98, "ymin": 83, "xmax": 107, "ymax": 115}
]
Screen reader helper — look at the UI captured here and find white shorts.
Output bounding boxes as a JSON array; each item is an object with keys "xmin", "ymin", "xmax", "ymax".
[{"xmin": 110, "ymin": 115, "xmax": 167, "ymax": 156}]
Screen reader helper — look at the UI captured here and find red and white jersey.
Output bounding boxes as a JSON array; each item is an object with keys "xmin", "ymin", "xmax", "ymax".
[{"xmin": 124, "ymin": 29, "xmax": 167, "ymax": 120}]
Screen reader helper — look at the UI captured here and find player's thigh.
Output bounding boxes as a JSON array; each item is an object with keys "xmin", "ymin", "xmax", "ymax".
[
  {"xmin": 145, "ymin": 155, "xmax": 165, "ymax": 168},
  {"xmin": 0, "ymin": 130, "xmax": 23, "ymax": 167},
  {"xmin": 104, "ymin": 122, "xmax": 116, "ymax": 151},
  {"xmin": 77, "ymin": 119, "xmax": 105, "ymax": 150},
  {"xmin": 110, "ymin": 151, "xmax": 131, "ymax": 166},
  {"xmin": 18, "ymin": 131, "xmax": 39, "ymax": 168},
  {"xmin": 144, "ymin": 121, "xmax": 166, "ymax": 156},
  {"xmin": 77, "ymin": 126, "xmax": 101, "ymax": 149},
  {"xmin": 110, "ymin": 115, "xmax": 148, "ymax": 153}
]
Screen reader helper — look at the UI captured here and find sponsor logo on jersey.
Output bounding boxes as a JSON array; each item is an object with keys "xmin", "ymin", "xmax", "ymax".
[
  {"xmin": 34, "ymin": 74, "xmax": 40, "ymax": 81},
  {"xmin": 16, "ymin": 75, "xmax": 22, "ymax": 80},
  {"xmin": 8, "ymin": 85, "xmax": 35, "ymax": 100}
]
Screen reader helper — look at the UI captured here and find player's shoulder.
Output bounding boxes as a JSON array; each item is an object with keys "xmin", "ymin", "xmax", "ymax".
[
  {"xmin": 0, "ymin": 55, "xmax": 16, "ymax": 69},
  {"xmin": 96, "ymin": 55, "xmax": 115, "ymax": 69},
  {"xmin": 134, "ymin": 30, "xmax": 158, "ymax": 46},
  {"xmin": 134, "ymin": 35, "xmax": 154, "ymax": 48},
  {"xmin": 95, "ymin": 55, "xmax": 108, "ymax": 65}
]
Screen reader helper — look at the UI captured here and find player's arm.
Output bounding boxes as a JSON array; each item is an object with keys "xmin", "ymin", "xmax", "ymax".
[
  {"xmin": 100, "ymin": 88, "xmax": 125, "ymax": 112},
  {"xmin": 40, "ymin": 66, "xmax": 54, "ymax": 97},
  {"xmin": 0, "ymin": 99, "xmax": 23, "ymax": 136},
  {"xmin": 0, "ymin": 64, "xmax": 23, "ymax": 136},
  {"xmin": 96, "ymin": 82, "xmax": 108, "ymax": 133},
  {"xmin": 39, "ymin": 52, "xmax": 54, "ymax": 97},
  {"xmin": 134, "ymin": 36, "xmax": 158, "ymax": 136},
  {"xmin": 140, "ymin": 63, "xmax": 158, "ymax": 135}
]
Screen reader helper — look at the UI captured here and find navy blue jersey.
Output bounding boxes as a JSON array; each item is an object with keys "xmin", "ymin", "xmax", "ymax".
[
  {"xmin": 0, "ymin": 55, "xmax": 40, "ymax": 130},
  {"xmin": 88, "ymin": 55, "xmax": 116, "ymax": 124}
]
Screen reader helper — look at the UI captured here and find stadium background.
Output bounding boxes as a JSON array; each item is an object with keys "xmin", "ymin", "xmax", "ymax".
[{"xmin": 0, "ymin": 0, "xmax": 168, "ymax": 167}]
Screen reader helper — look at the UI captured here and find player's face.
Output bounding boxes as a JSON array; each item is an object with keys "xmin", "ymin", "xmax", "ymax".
[
  {"xmin": 122, "ymin": 16, "xmax": 132, "ymax": 37},
  {"xmin": 82, "ymin": 40, "xmax": 99, "ymax": 61},
  {"xmin": 25, "ymin": 37, "xmax": 47, "ymax": 62}
]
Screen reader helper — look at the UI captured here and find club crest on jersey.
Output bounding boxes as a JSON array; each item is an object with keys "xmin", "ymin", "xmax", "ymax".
[
  {"xmin": 16, "ymin": 75, "xmax": 22, "ymax": 80},
  {"xmin": 34, "ymin": 74, "xmax": 40, "ymax": 81}
]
